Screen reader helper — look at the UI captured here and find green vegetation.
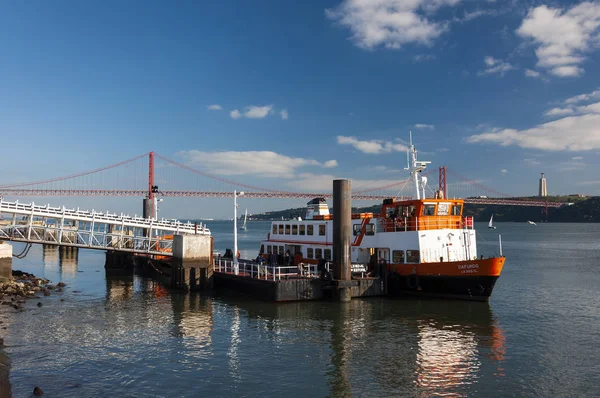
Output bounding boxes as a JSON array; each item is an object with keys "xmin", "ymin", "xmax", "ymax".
[{"xmin": 252, "ymin": 196, "xmax": 600, "ymax": 223}]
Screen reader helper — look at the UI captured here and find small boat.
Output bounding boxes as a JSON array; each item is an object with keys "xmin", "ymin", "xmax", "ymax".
[
  {"xmin": 488, "ymin": 215, "xmax": 496, "ymax": 229},
  {"xmin": 527, "ymin": 220, "xmax": 537, "ymax": 225},
  {"xmin": 239, "ymin": 209, "xmax": 248, "ymax": 230}
]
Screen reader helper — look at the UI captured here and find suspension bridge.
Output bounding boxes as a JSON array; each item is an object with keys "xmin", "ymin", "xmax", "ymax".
[{"xmin": 0, "ymin": 152, "xmax": 561, "ymax": 208}]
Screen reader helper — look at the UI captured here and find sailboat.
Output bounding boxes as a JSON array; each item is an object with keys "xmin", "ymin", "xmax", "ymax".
[
  {"xmin": 239, "ymin": 208, "xmax": 248, "ymax": 230},
  {"xmin": 488, "ymin": 215, "xmax": 496, "ymax": 229}
]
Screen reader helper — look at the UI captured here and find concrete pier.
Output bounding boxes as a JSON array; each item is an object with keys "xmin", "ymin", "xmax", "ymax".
[
  {"xmin": 333, "ymin": 179, "xmax": 354, "ymax": 302},
  {"xmin": 171, "ymin": 234, "xmax": 214, "ymax": 291},
  {"xmin": 143, "ymin": 198, "xmax": 153, "ymax": 220},
  {"xmin": 0, "ymin": 243, "xmax": 12, "ymax": 282}
]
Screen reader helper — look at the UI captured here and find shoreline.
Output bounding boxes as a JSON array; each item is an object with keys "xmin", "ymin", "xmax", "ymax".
[{"xmin": 0, "ymin": 271, "xmax": 67, "ymax": 398}]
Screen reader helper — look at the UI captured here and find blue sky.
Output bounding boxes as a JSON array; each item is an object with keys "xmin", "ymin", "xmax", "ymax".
[{"xmin": 1, "ymin": 0, "xmax": 600, "ymax": 219}]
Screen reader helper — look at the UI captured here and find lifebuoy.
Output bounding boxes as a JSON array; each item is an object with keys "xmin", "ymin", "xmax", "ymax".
[{"xmin": 406, "ymin": 274, "xmax": 419, "ymax": 289}]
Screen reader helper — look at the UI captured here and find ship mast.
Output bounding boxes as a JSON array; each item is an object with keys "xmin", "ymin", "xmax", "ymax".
[{"xmin": 404, "ymin": 132, "xmax": 431, "ymax": 200}]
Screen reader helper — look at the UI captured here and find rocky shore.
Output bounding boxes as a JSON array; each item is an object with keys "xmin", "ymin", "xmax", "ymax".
[{"xmin": 0, "ymin": 271, "xmax": 66, "ymax": 397}]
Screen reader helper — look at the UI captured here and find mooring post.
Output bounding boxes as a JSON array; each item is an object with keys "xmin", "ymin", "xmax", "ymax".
[
  {"xmin": 0, "ymin": 243, "xmax": 12, "ymax": 283},
  {"xmin": 333, "ymin": 179, "xmax": 352, "ymax": 302}
]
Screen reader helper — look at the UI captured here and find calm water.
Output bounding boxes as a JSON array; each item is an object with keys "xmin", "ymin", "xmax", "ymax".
[{"xmin": 2, "ymin": 221, "xmax": 600, "ymax": 397}]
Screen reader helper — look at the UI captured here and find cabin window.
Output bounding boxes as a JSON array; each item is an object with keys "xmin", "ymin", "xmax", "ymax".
[
  {"xmin": 272, "ymin": 225, "xmax": 277, "ymax": 234},
  {"xmin": 307, "ymin": 225, "xmax": 314, "ymax": 235},
  {"xmin": 393, "ymin": 250, "xmax": 405, "ymax": 263},
  {"xmin": 422, "ymin": 205, "xmax": 436, "ymax": 216},
  {"xmin": 299, "ymin": 225, "xmax": 306, "ymax": 235},
  {"xmin": 452, "ymin": 205, "xmax": 462, "ymax": 216},
  {"xmin": 267, "ymin": 245, "xmax": 272, "ymax": 254},
  {"xmin": 279, "ymin": 246, "xmax": 284, "ymax": 255},
  {"xmin": 437, "ymin": 203, "xmax": 450, "ymax": 216},
  {"xmin": 407, "ymin": 250, "xmax": 420, "ymax": 263},
  {"xmin": 285, "ymin": 225, "xmax": 291, "ymax": 235},
  {"xmin": 365, "ymin": 223, "xmax": 375, "ymax": 236},
  {"xmin": 315, "ymin": 248, "xmax": 323, "ymax": 259},
  {"xmin": 292, "ymin": 225, "xmax": 298, "ymax": 235},
  {"xmin": 324, "ymin": 249, "xmax": 332, "ymax": 261},
  {"xmin": 260, "ymin": 245, "xmax": 265, "ymax": 254},
  {"xmin": 353, "ymin": 224, "xmax": 362, "ymax": 236},
  {"xmin": 278, "ymin": 225, "xmax": 284, "ymax": 234},
  {"xmin": 319, "ymin": 225, "xmax": 326, "ymax": 236},
  {"xmin": 408, "ymin": 206, "xmax": 417, "ymax": 217},
  {"xmin": 307, "ymin": 248, "xmax": 314, "ymax": 259}
]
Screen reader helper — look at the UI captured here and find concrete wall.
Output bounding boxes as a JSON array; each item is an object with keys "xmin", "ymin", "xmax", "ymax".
[
  {"xmin": 172, "ymin": 235, "xmax": 213, "ymax": 266},
  {"xmin": 0, "ymin": 243, "xmax": 12, "ymax": 282}
]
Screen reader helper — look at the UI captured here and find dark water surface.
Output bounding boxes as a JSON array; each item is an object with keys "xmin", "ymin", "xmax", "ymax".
[{"xmin": 3, "ymin": 221, "xmax": 600, "ymax": 397}]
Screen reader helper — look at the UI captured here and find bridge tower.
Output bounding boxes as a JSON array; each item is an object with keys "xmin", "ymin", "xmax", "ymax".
[
  {"xmin": 438, "ymin": 166, "xmax": 447, "ymax": 199},
  {"xmin": 143, "ymin": 152, "xmax": 158, "ymax": 219}
]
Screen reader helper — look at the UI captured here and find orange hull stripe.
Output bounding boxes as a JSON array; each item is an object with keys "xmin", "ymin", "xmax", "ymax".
[{"xmin": 388, "ymin": 257, "xmax": 505, "ymax": 277}]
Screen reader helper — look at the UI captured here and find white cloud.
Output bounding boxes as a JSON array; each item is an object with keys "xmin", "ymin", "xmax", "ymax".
[
  {"xmin": 478, "ymin": 56, "xmax": 515, "ymax": 76},
  {"xmin": 207, "ymin": 104, "xmax": 222, "ymax": 110},
  {"xmin": 325, "ymin": 0, "xmax": 460, "ymax": 50},
  {"xmin": 578, "ymin": 180, "xmax": 600, "ymax": 185},
  {"xmin": 230, "ymin": 105, "xmax": 280, "ymax": 120},
  {"xmin": 516, "ymin": 3, "xmax": 600, "ymax": 77},
  {"xmin": 572, "ymin": 156, "xmax": 584, "ymax": 160},
  {"xmin": 545, "ymin": 107, "xmax": 574, "ymax": 117},
  {"xmin": 179, "ymin": 150, "xmax": 337, "ymax": 179},
  {"xmin": 565, "ymin": 89, "xmax": 600, "ymax": 104},
  {"xmin": 337, "ymin": 136, "xmax": 409, "ymax": 154},
  {"xmin": 466, "ymin": 113, "xmax": 600, "ymax": 151},
  {"xmin": 524, "ymin": 69, "xmax": 541, "ymax": 78},
  {"xmin": 244, "ymin": 105, "xmax": 273, "ymax": 119},
  {"xmin": 501, "ymin": 169, "xmax": 508, "ymax": 174},
  {"xmin": 414, "ymin": 123, "xmax": 435, "ymax": 129}
]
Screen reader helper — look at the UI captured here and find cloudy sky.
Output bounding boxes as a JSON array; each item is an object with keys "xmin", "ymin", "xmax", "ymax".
[{"xmin": 2, "ymin": 0, "xmax": 600, "ymax": 218}]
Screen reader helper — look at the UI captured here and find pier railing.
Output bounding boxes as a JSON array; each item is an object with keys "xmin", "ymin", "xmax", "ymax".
[
  {"xmin": 0, "ymin": 199, "xmax": 210, "ymax": 255},
  {"xmin": 214, "ymin": 259, "xmax": 369, "ymax": 281}
]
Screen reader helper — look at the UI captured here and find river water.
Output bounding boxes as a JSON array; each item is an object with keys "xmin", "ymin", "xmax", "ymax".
[{"xmin": 2, "ymin": 221, "xmax": 600, "ymax": 397}]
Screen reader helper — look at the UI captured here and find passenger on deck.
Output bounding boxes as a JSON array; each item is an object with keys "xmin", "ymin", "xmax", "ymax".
[{"xmin": 285, "ymin": 249, "xmax": 291, "ymax": 266}]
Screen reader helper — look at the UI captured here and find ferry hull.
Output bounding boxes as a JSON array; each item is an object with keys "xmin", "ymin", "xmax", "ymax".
[
  {"xmin": 388, "ymin": 274, "xmax": 500, "ymax": 301},
  {"xmin": 387, "ymin": 257, "xmax": 505, "ymax": 301}
]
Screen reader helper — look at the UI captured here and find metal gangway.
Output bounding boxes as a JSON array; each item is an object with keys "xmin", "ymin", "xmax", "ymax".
[{"xmin": 0, "ymin": 199, "xmax": 210, "ymax": 256}]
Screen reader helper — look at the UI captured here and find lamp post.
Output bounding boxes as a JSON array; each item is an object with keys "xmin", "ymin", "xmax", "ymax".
[
  {"xmin": 233, "ymin": 190, "xmax": 244, "ymax": 275},
  {"xmin": 154, "ymin": 198, "xmax": 163, "ymax": 220}
]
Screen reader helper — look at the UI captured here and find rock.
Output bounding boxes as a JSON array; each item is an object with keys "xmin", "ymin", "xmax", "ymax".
[
  {"xmin": 56, "ymin": 287, "xmax": 63, "ymax": 293},
  {"xmin": 33, "ymin": 386, "xmax": 44, "ymax": 396},
  {"xmin": 42, "ymin": 289, "xmax": 50, "ymax": 297},
  {"xmin": 57, "ymin": 282, "xmax": 66, "ymax": 287},
  {"xmin": 37, "ymin": 302, "xmax": 43, "ymax": 307},
  {"xmin": 0, "ymin": 338, "xmax": 3, "ymax": 347}
]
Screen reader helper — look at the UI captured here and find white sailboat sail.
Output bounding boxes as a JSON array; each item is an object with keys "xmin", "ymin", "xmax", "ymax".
[
  {"xmin": 239, "ymin": 209, "xmax": 248, "ymax": 230},
  {"xmin": 488, "ymin": 215, "xmax": 496, "ymax": 229}
]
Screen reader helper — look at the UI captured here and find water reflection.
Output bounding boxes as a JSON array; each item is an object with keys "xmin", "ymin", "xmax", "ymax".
[
  {"xmin": 58, "ymin": 248, "xmax": 79, "ymax": 276},
  {"xmin": 412, "ymin": 302, "xmax": 506, "ymax": 397},
  {"xmin": 42, "ymin": 245, "xmax": 59, "ymax": 272},
  {"xmin": 170, "ymin": 293, "xmax": 214, "ymax": 362}
]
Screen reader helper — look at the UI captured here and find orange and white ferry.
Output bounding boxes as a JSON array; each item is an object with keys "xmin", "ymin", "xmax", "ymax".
[{"xmin": 258, "ymin": 139, "xmax": 506, "ymax": 301}]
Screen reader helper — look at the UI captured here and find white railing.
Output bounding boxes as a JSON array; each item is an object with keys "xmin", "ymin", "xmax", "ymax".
[
  {"xmin": 375, "ymin": 216, "xmax": 475, "ymax": 233},
  {"xmin": 214, "ymin": 259, "xmax": 369, "ymax": 281},
  {"xmin": 0, "ymin": 199, "xmax": 210, "ymax": 255}
]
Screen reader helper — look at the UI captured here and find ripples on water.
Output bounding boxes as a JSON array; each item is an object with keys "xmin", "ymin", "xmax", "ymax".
[{"xmin": 2, "ymin": 222, "xmax": 600, "ymax": 397}]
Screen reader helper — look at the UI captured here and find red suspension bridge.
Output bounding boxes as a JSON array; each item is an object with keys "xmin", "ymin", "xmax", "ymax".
[{"xmin": 0, "ymin": 152, "xmax": 562, "ymax": 209}]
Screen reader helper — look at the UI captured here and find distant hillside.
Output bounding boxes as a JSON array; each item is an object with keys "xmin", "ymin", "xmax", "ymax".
[{"xmin": 251, "ymin": 196, "xmax": 600, "ymax": 223}]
